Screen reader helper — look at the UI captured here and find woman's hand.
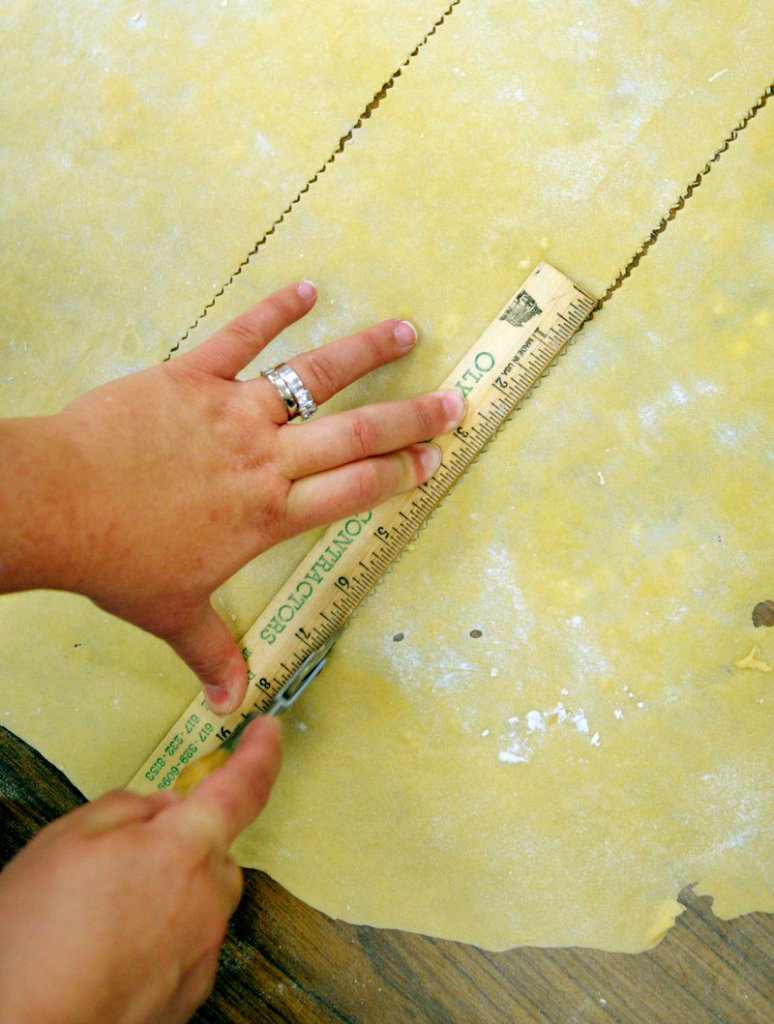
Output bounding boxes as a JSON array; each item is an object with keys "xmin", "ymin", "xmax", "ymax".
[
  {"xmin": 0, "ymin": 716, "xmax": 281, "ymax": 1024},
  {"xmin": 3, "ymin": 281, "xmax": 465, "ymax": 711}
]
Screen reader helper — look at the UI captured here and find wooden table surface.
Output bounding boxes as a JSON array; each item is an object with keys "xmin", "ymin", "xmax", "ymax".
[{"xmin": 1, "ymin": 725, "xmax": 771, "ymax": 1023}]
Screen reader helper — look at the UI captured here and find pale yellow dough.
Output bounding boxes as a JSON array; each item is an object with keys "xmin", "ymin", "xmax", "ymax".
[
  {"xmin": 226, "ymin": 105, "xmax": 774, "ymax": 951},
  {"xmin": 0, "ymin": 0, "xmax": 453, "ymax": 414},
  {"xmin": 1, "ymin": 1, "xmax": 773, "ymax": 952},
  {"xmin": 0, "ymin": 0, "xmax": 457, "ymax": 788}
]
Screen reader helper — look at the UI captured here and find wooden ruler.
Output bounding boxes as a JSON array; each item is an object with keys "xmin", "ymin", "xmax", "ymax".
[{"xmin": 130, "ymin": 262, "xmax": 595, "ymax": 794}]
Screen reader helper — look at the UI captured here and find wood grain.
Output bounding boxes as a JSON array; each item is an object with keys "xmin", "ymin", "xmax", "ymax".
[{"xmin": 1, "ymin": 725, "xmax": 771, "ymax": 1023}]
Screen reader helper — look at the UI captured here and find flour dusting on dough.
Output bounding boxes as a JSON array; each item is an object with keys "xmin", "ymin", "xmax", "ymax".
[{"xmin": 498, "ymin": 702, "xmax": 602, "ymax": 764}]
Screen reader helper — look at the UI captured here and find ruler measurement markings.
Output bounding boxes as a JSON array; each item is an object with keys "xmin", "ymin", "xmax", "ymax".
[{"xmin": 130, "ymin": 264, "xmax": 595, "ymax": 792}]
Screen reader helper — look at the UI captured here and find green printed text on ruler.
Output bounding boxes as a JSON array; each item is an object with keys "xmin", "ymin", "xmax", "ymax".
[{"xmin": 128, "ymin": 263, "xmax": 596, "ymax": 795}]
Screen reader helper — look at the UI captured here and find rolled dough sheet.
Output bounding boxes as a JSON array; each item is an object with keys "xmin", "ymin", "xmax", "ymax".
[
  {"xmin": 179, "ymin": 0, "xmax": 774, "ymax": 662},
  {"xmin": 229, "ymin": 101, "xmax": 774, "ymax": 951},
  {"xmin": 0, "ymin": 0, "xmax": 455, "ymax": 791},
  {"xmin": 1, "ymin": 0, "xmax": 772, "ymax": 951},
  {"xmin": 0, "ymin": 0, "xmax": 453, "ymax": 414}
]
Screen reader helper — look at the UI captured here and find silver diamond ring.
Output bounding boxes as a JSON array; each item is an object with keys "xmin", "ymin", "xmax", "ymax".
[{"xmin": 261, "ymin": 363, "xmax": 318, "ymax": 421}]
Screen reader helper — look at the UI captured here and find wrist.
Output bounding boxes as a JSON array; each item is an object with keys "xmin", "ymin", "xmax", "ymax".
[{"xmin": 0, "ymin": 413, "xmax": 91, "ymax": 595}]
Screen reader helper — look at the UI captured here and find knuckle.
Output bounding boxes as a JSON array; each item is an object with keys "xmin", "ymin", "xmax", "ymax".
[
  {"xmin": 182, "ymin": 642, "xmax": 230, "ymax": 680},
  {"xmin": 304, "ymin": 349, "xmax": 339, "ymax": 397},
  {"xmin": 254, "ymin": 485, "xmax": 290, "ymax": 540},
  {"xmin": 262, "ymin": 292, "xmax": 294, "ymax": 324},
  {"xmin": 352, "ymin": 461, "xmax": 383, "ymax": 507},
  {"xmin": 348, "ymin": 413, "xmax": 378, "ymax": 459},
  {"xmin": 226, "ymin": 313, "xmax": 265, "ymax": 349},
  {"xmin": 215, "ymin": 788, "xmax": 243, "ymax": 828},
  {"xmin": 362, "ymin": 324, "xmax": 389, "ymax": 358},
  {"xmin": 415, "ymin": 396, "xmax": 439, "ymax": 437}
]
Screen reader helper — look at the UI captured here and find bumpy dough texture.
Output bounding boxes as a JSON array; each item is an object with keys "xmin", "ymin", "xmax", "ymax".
[
  {"xmin": 178, "ymin": 0, "xmax": 774, "ymax": 650},
  {"xmin": 0, "ymin": 0, "xmax": 453, "ymax": 415},
  {"xmin": 1, "ymin": 1, "xmax": 772, "ymax": 951},
  {"xmin": 0, "ymin": 0, "xmax": 454, "ymax": 791},
  {"xmin": 228, "ymin": 107, "xmax": 773, "ymax": 951}
]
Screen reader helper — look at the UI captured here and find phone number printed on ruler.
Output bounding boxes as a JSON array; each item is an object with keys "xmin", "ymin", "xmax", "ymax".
[
  {"xmin": 129, "ymin": 263, "xmax": 597, "ymax": 795},
  {"xmin": 143, "ymin": 711, "xmax": 214, "ymax": 788}
]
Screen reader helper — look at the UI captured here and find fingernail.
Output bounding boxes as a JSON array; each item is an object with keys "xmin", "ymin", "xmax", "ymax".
[
  {"xmin": 416, "ymin": 443, "xmax": 442, "ymax": 477},
  {"xmin": 394, "ymin": 320, "xmax": 417, "ymax": 349},
  {"xmin": 297, "ymin": 280, "xmax": 317, "ymax": 300},
  {"xmin": 204, "ymin": 683, "xmax": 233, "ymax": 713},
  {"xmin": 438, "ymin": 390, "xmax": 467, "ymax": 428}
]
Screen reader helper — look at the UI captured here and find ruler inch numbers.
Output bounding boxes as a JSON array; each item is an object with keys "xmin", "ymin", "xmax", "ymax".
[{"xmin": 130, "ymin": 263, "xmax": 595, "ymax": 794}]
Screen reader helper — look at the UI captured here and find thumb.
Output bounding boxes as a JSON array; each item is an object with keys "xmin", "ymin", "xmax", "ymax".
[
  {"xmin": 178, "ymin": 716, "xmax": 282, "ymax": 850},
  {"xmin": 167, "ymin": 602, "xmax": 247, "ymax": 715}
]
